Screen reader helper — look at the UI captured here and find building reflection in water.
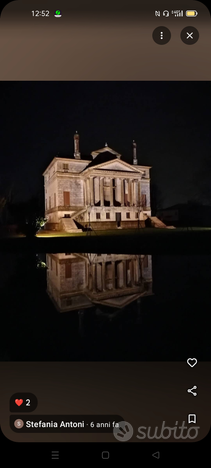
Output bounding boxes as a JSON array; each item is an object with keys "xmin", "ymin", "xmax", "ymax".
[{"xmin": 46, "ymin": 254, "xmax": 153, "ymax": 328}]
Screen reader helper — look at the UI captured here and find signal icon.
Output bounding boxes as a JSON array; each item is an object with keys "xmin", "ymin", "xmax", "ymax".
[{"xmin": 171, "ymin": 10, "xmax": 183, "ymax": 17}]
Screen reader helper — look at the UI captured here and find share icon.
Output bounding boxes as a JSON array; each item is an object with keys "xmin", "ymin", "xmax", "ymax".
[{"xmin": 187, "ymin": 386, "xmax": 197, "ymax": 396}]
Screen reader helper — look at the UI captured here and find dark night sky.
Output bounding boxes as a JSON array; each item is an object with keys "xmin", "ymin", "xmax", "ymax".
[{"xmin": 1, "ymin": 81, "xmax": 211, "ymax": 207}]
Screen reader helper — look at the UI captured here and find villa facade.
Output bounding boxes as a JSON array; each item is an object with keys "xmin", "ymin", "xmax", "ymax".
[
  {"xmin": 43, "ymin": 133, "xmax": 161, "ymax": 232},
  {"xmin": 46, "ymin": 253, "xmax": 153, "ymax": 313}
]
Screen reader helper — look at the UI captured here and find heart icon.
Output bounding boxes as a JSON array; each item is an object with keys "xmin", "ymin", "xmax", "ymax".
[
  {"xmin": 187, "ymin": 358, "xmax": 197, "ymax": 368},
  {"xmin": 15, "ymin": 399, "xmax": 23, "ymax": 406}
]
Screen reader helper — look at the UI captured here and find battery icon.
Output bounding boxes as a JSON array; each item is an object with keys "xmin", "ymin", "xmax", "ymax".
[{"xmin": 186, "ymin": 10, "xmax": 198, "ymax": 17}]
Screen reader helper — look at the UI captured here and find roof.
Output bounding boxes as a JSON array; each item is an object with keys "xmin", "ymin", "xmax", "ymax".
[
  {"xmin": 55, "ymin": 153, "xmax": 92, "ymax": 161},
  {"xmin": 91, "ymin": 145, "xmax": 121, "ymax": 158},
  {"xmin": 85, "ymin": 151, "xmax": 120, "ymax": 169},
  {"xmin": 42, "ymin": 155, "xmax": 92, "ymax": 175},
  {"xmin": 43, "ymin": 146, "xmax": 151, "ymax": 175},
  {"xmin": 136, "ymin": 164, "xmax": 152, "ymax": 169}
]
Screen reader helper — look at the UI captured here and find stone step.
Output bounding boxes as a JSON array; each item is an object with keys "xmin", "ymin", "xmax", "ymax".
[
  {"xmin": 150, "ymin": 216, "xmax": 168, "ymax": 228},
  {"xmin": 61, "ymin": 218, "xmax": 82, "ymax": 232}
]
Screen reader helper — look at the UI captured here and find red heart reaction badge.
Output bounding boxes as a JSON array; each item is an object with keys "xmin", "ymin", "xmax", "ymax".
[{"xmin": 15, "ymin": 399, "xmax": 23, "ymax": 406}]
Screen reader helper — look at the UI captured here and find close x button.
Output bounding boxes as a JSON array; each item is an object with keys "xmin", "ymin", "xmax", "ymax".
[{"xmin": 180, "ymin": 27, "xmax": 199, "ymax": 44}]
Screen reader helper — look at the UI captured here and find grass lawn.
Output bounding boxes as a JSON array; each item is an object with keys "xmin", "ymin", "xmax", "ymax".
[
  {"xmin": 1, "ymin": 227, "xmax": 211, "ymax": 254},
  {"xmin": 36, "ymin": 227, "xmax": 211, "ymax": 238}
]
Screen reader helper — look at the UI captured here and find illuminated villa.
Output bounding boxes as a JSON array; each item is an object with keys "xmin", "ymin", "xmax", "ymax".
[
  {"xmin": 43, "ymin": 132, "xmax": 165, "ymax": 232},
  {"xmin": 46, "ymin": 253, "xmax": 153, "ymax": 313}
]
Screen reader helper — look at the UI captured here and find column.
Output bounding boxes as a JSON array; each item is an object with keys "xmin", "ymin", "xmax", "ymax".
[
  {"xmin": 121, "ymin": 179, "xmax": 124, "ymax": 206},
  {"xmin": 138, "ymin": 256, "xmax": 142, "ymax": 282},
  {"xmin": 94, "ymin": 177, "xmax": 100, "ymax": 205},
  {"xmin": 90, "ymin": 177, "xmax": 94, "ymax": 206},
  {"xmin": 133, "ymin": 258, "xmax": 137, "ymax": 283},
  {"xmin": 136, "ymin": 180, "xmax": 138, "ymax": 206},
  {"xmin": 85, "ymin": 261, "xmax": 89, "ymax": 288},
  {"xmin": 88, "ymin": 264, "xmax": 93, "ymax": 290},
  {"xmin": 126, "ymin": 260, "xmax": 131, "ymax": 286},
  {"xmin": 138, "ymin": 180, "xmax": 141, "ymax": 207},
  {"xmin": 130, "ymin": 260, "xmax": 135, "ymax": 286},
  {"xmin": 131, "ymin": 180, "xmax": 134, "ymax": 206},
  {"xmin": 133, "ymin": 180, "xmax": 137, "ymax": 206},
  {"xmin": 86, "ymin": 179, "xmax": 90, "ymax": 205},
  {"xmin": 96, "ymin": 263, "xmax": 102, "ymax": 291},
  {"xmin": 102, "ymin": 262, "xmax": 106, "ymax": 291},
  {"xmin": 122, "ymin": 260, "xmax": 126, "ymax": 288},
  {"xmin": 112, "ymin": 261, "xmax": 115, "ymax": 289},
  {"xmin": 129, "ymin": 179, "xmax": 132, "ymax": 206},
  {"xmin": 100, "ymin": 177, "xmax": 104, "ymax": 206},
  {"xmin": 134, "ymin": 258, "xmax": 139, "ymax": 284},
  {"xmin": 83, "ymin": 180, "xmax": 86, "ymax": 206},
  {"xmin": 110, "ymin": 178, "xmax": 113, "ymax": 206},
  {"xmin": 125, "ymin": 179, "xmax": 128, "ymax": 206},
  {"xmin": 92, "ymin": 263, "xmax": 96, "ymax": 292}
]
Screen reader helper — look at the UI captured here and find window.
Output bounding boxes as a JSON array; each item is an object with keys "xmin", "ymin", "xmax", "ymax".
[
  {"xmin": 50, "ymin": 257, "xmax": 53, "ymax": 270},
  {"xmin": 45, "ymin": 199, "xmax": 47, "ymax": 210},
  {"xmin": 63, "ymin": 163, "xmax": 69, "ymax": 171},
  {"xmin": 106, "ymin": 212, "xmax": 110, "ymax": 219},
  {"xmin": 126, "ymin": 212, "xmax": 130, "ymax": 219},
  {"xmin": 141, "ymin": 193, "xmax": 147, "ymax": 208},
  {"xmin": 54, "ymin": 193, "xmax": 56, "ymax": 207},
  {"xmin": 135, "ymin": 212, "xmax": 139, "ymax": 219},
  {"xmin": 49, "ymin": 196, "xmax": 51, "ymax": 209},
  {"xmin": 56, "ymin": 262, "xmax": 58, "ymax": 276},
  {"xmin": 65, "ymin": 263, "xmax": 72, "ymax": 278},
  {"xmin": 96, "ymin": 213, "xmax": 101, "ymax": 219},
  {"xmin": 143, "ymin": 255, "xmax": 148, "ymax": 268},
  {"xmin": 63, "ymin": 191, "xmax": 70, "ymax": 206}
]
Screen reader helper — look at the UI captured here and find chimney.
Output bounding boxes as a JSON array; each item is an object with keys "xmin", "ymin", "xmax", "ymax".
[
  {"xmin": 132, "ymin": 140, "xmax": 138, "ymax": 165},
  {"xmin": 74, "ymin": 131, "xmax": 81, "ymax": 159}
]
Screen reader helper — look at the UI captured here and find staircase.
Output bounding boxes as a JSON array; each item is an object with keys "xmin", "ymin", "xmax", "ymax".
[
  {"xmin": 60, "ymin": 218, "xmax": 82, "ymax": 233},
  {"xmin": 70, "ymin": 208, "xmax": 86, "ymax": 220},
  {"xmin": 150, "ymin": 216, "xmax": 168, "ymax": 228}
]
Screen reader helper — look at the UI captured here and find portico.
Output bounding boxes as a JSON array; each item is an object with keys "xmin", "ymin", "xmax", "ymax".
[
  {"xmin": 88, "ymin": 176, "xmax": 143, "ymax": 207},
  {"xmin": 43, "ymin": 134, "xmax": 153, "ymax": 232}
]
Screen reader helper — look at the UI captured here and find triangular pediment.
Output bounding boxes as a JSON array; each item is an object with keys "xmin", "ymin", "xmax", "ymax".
[
  {"xmin": 92, "ymin": 158, "xmax": 143, "ymax": 173},
  {"xmin": 94, "ymin": 293, "xmax": 143, "ymax": 309}
]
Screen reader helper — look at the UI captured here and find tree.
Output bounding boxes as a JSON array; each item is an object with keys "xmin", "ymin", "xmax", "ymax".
[
  {"xmin": 190, "ymin": 154, "xmax": 211, "ymax": 205},
  {"xmin": 0, "ymin": 182, "xmax": 18, "ymax": 224},
  {"xmin": 8, "ymin": 195, "xmax": 45, "ymax": 237},
  {"xmin": 0, "ymin": 196, "xmax": 6, "ymax": 224},
  {"xmin": 150, "ymin": 183, "xmax": 164, "ymax": 215},
  {"xmin": 21, "ymin": 196, "xmax": 45, "ymax": 236}
]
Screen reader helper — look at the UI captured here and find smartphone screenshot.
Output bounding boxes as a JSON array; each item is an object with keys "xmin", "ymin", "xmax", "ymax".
[{"xmin": 0, "ymin": 0, "xmax": 211, "ymax": 463}]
